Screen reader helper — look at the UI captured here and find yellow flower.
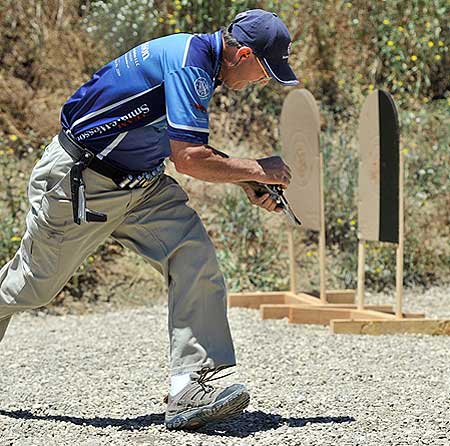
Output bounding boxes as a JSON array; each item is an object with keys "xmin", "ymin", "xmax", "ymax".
[
  {"xmin": 8, "ymin": 134, "xmax": 18, "ymax": 142},
  {"xmin": 375, "ymin": 267, "xmax": 382, "ymax": 274},
  {"xmin": 387, "ymin": 40, "xmax": 394, "ymax": 46},
  {"xmin": 167, "ymin": 13, "xmax": 173, "ymax": 19},
  {"xmin": 338, "ymin": 79, "xmax": 345, "ymax": 86},
  {"xmin": 0, "ymin": 150, "xmax": 4, "ymax": 155},
  {"xmin": 428, "ymin": 41, "xmax": 434, "ymax": 47},
  {"xmin": 337, "ymin": 217, "xmax": 343, "ymax": 225},
  {"xmin": 398, "ymin": 80, "xmax": 403, "ymax": 86},
  {"xmin": 175, "ymin": 28, "xmax": 181, "ymax": 33},
  {"xmin": 425, "ymin": 21, "xmax": 431, "ymax": 28},
  {"xmin": 423, "ymin": 97, "xmax": 429, "ymax": 103},
  {"xmin": 7, "ymin": 148, "xmax": 13, "ymax": 155},
  {"xmin": 88, "ymin": 256, "xmax": 95, "ymax": 262},
  {"xmin": 176, "ymin": 4, "xmax": 182, "ymax": 10},
  {"xmin": 346, "ymin": 2, "xmax": 352, "ymax": 7},
  {"xmin": 397, "ymin": 26, "xmax": 404, "ymax": 32},
  {"xmin": 438, "ymin": 41, "xmax": 444, "ymax": 47},
  {"xmin": 402, "ymin": 147, "xmax": 409, "ymax": 155},
  {"xmin": 410, "ymin": 55, "xmax": 417, "ymax": 61},
  {"xmin": 306, "ymin": 251, "xmax": 312, "ymax": 257},
  {"xmin": 395, "ymin": 55, "xmax": 401, "ymax": 61},
  {"xmin": 158, "ymin": 17, "xmax": 164, "ymax": 23},
  {"xmin": 350, "ymin": 219, "xmax": 356, "ymax": 226},
  {"xmin": 435, "ymin": 54, "xmax": 442, "ymax": 61},
  {"xmin": 10, "ymin": 236, "xmax": 21, "ymax": 242},
  {"xmin": 169, "ymin": 18, "xmax": 177, "ymax": 25},
  {"xmin": 368, "ymin": 84, "xmax": 374, "ymax": 91},
  {"xmin": 383, "ymin": 19, "xmax": 390, "ymax": 25}
]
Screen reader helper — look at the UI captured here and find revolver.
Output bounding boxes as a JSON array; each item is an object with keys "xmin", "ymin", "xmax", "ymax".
[{"xmin": 243, "ymin": 181, "xmax": 302, "ymax": 227}]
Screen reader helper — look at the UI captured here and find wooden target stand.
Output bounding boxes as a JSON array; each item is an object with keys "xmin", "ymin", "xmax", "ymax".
[
  {"xmin": 229, "ymin": 89, "xmax": 450, "ymax": 335},
  {"xmin": 229, "ymin": 90, "xmax": 394, "ymax": 324},
  {"xmin": 331, "ymin": 90, "xmax": 450, "ymax": 335}
]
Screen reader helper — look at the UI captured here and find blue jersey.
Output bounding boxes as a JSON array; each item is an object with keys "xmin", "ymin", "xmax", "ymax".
[{"xmin": 61, "ymin": 31, "xmax": 223, "ymax": 172}]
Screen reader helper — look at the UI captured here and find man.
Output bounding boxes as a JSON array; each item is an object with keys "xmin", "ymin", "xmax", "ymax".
[{"xmin": 0, "ymin": 9, "xmax": 297, "ymax": 430}]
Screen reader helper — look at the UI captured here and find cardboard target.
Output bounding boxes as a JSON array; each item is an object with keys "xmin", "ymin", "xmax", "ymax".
[
  {"xmin": 358, "ymin": 90, "xmax": 399, "ymax": 243},
  {"xmin": 281, "ymin": 89, "xmax": 321, "ymax": 231}
]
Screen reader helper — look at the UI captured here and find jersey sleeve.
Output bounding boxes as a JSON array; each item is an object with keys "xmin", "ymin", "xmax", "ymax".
[{"xmin": 165, "ymin": 66, "xmax": 213, "ymax": 144}]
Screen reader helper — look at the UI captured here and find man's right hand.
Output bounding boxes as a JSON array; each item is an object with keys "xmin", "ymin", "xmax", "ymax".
[{"xmin": 256, "ymin": 156, "xmax": 292, "ymax": 188}]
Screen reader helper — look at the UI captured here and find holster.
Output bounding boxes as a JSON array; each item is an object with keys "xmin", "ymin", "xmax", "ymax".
[{"xmin": 69, "ymin": 150, "xmax": 107, "ymax": 225}]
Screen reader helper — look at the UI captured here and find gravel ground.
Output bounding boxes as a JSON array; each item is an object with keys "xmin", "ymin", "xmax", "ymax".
[{"xmin": 1, "ymin": 286, "xmax": 450, "ymax": 446}]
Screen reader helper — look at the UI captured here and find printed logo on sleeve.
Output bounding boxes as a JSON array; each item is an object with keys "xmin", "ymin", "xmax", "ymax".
[{"xmin": 194, "ymin": 77, "xmax": 210, "ymax": 99}]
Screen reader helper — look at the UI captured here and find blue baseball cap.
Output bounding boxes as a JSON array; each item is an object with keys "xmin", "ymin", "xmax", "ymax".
[{"xmin": 228, "ymin": 9, "xmax": 298, "ymax": 86}]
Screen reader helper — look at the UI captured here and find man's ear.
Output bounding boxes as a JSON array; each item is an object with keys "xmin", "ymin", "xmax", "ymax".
[
  {"xmin": 235, "ymin": 46, "xmax": 253, "ymax": 61},
  {"xmin": 223, "ymin": 45, "xmax": 253, "ymax": 67}
]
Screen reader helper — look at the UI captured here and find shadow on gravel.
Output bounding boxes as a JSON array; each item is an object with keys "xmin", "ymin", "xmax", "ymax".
[
  {"xmin": 197, "ymin": 410, "xmax": 356, "ymax": 437},
  {"xmin": 0, "ymin": 408, "xmax": 354, "ymax": 437},
  {"xmin": 0, "ymin": 409, "xmax": 165, "ymax": 430}
]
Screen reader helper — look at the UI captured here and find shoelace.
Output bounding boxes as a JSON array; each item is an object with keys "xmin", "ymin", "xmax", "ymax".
[
  {"xmin": 194, "ymin": 367, "xmax": 235, "ymax": 394},
  {"xmin": 163, "ymin": 367, "xmax": 235, "ymax": 404}
]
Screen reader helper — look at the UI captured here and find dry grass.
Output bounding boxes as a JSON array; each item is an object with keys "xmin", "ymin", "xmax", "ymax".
[{"xmin": 0, "ymin": 0, "xmax": 104, "ymax": 138}]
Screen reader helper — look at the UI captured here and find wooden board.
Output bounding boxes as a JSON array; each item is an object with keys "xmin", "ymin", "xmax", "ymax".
[
  {"xmin": 262, "ymin": 304, "xmax": 391, "ymax": 319},
  {"xmin": 288, "ymin": 306, "xmax": 396, "ymax": 325},
  {"xmin": 260, "ymin": 300, "xmax": 425, "ymax": 321},
  {"xmin": 358, "ymin": 90, "xmax": 400, "ymax": 243},
  {"xmin": 289, "ymin": 307, "xmax": 354, "ymax": 325},
  {"xmin": 228, "ymin": 291, "xmax": 316, "ymax": 309},
  {"xmin": 261, "ymin": 304, "xmax": 292, "ymax": 319},
  {"xmin": 228, "ymin": 292, "xmax": 286, "ymax": 309},
  {"xmin": 280, "ymin": 89, "xmax": 321, "ymax": 231},
  {"xmin": 324, "ymin": 290, "xmax": 355, "ymax": 304},
  {"xmin": 331, "ymin": 319, "xmax": 450, "ymax": 335}
]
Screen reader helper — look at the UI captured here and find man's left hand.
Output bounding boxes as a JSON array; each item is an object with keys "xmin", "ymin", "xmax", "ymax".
[{"xmin": 240, "ymin": 183, "xmax": 283, "ymax": 213}]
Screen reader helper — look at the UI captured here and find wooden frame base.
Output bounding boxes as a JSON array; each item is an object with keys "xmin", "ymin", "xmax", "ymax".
[
  {"xmin": 228, "ymin": 290, "xmax": 355, "ymax": 309},
  {"xmin": 331, "ymin": 319, "xmax": 450, "ymax": 335},
  {"xmin": 227, "ymin": 291, "xmax": 450, "ymax": 336}
]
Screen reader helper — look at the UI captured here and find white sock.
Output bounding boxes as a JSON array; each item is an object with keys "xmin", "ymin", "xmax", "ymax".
[{"xmin": 170, "ymin": 372, "xmax": 192, "ymax": 396}]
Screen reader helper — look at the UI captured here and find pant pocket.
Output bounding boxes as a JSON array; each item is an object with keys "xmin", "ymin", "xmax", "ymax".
[
  {"xmin": 27, "ymin": 215, "xmax": 64, "ymax": 279},
  {"xmin": 40, "ymin": 183, "xmax": 73, "ymax": 229}
]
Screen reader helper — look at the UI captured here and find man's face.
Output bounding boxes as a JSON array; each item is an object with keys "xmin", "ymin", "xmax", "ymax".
[{"xmin": 222, "ymin": 52, "xmax": 271, "ymax": 91}]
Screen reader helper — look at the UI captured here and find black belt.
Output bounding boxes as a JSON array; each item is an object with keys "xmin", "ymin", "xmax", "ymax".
[
  {"xmin": 58, "ymin": 130, "xmax": 164, "ymax": 187},
  {"xmin": 58, "ymin": 130, "xmax": 165, "ymax": 225}
]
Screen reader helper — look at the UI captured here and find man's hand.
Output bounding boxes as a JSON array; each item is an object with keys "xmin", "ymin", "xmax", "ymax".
[
  {"xmin": 240, "ymin": 183, "xmax": 283, "ymax": 213},
  {"xmin": 256, "ymin": 156, "xmax": 292, "ymax": 188}
]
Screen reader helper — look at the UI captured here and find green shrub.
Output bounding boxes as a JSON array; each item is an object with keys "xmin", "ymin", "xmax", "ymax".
[
  {"xmin": 0, "ymin": 134, "xmax": 32, "ymax": 266},
  {"xmin": 83, "ymin": 0, "xmax": 263, "ymax": 56},
  {"xmin": 204, "ymin": 187, "xmax": 290, "ymax": 292},
  {"xmin": 346, "ymin": 0, "xmax": 448, "ymax": 102}
]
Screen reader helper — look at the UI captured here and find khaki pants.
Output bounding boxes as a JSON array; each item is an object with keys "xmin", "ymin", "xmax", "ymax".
[{"xmin": 0, "ymin": 136, "xmax": 236, "ymax": 375}]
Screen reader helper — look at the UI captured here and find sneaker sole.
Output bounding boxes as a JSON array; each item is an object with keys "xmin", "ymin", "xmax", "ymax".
[{"xmin": 165, "ymin": 386, "xmax": 250, "ymax": 430}]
